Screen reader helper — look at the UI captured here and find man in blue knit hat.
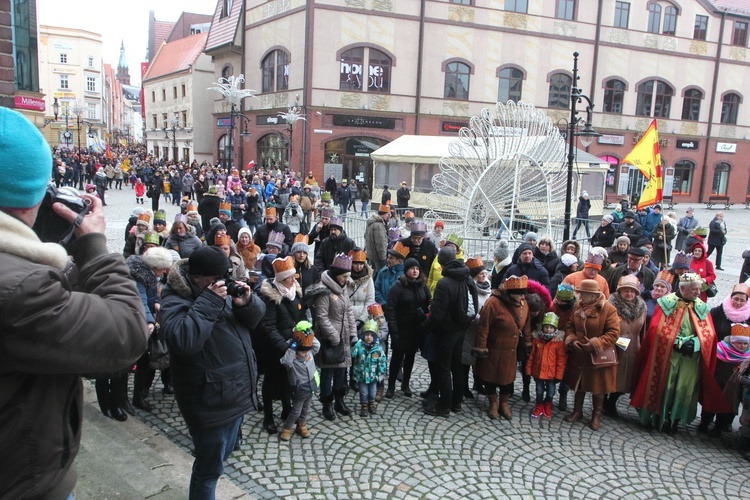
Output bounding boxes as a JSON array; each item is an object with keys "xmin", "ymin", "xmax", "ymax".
[{"xmin": 0, "ymin": 107, "xmax": 148, "ymax": 498}]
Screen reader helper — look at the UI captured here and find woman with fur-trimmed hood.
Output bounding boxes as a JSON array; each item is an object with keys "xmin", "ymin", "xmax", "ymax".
[
  {"xmin": 256, "ymin": 256, "xmax": 307, "ymax": 434},
  {"xmin": 347, "ymin": 249, "xmax": 376, "ymax": 324},
  {"xmin": 604, "ymin": 275, "xmax": 646, "ymax": 418}
]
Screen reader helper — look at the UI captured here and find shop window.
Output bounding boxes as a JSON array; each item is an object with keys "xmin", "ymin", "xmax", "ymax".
[
  {"xmin": 599, "ymin": 155, "xmax": 619, "ymax": 193},
  {"xmin": 672, "ymin": 160, "xmax": 694, "ymax": 195},
  {"xmin": 339, "ymin": 47, "xmax": 392, "ymax": 94},
  {"xmin": 219, "ymin": 134, "xmax": 232, "ymax": 167},
  {"xmin": 712, "ymin": 163, "xmax": 730, "ymax": 196},
  {"xmin": 257, "ymin": 134, "xmax": 288, "ymax": 170}
]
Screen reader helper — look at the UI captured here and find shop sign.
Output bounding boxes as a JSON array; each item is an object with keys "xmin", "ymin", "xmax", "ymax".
[
  {"xmin": 14, "ymin": 95, "xmax": 45, "ymax": 111},
  {"xmin": 333, "ymin": 115, "xmax": 395, "ymax": 129},
  {"xmin": 216, "ymin": 117, "xmax": 232, "ymax": 128},
  {"xmin": 716, "ymin": 142, "xmax": 736, "ymax": 153},
  {"xmin": 676, "ymin": 139, "xmax": 699, "ymax": 150},
  {"xmin": 256, "ymin": 114, "xmax": 288, "ymax": 126},
  {"xmin": 346, "ymin": 142, "xmax": 375, "ymax": 157},
  {"xmin": 441, "ymin": 121, "xmax": 467, "ymax": 133},
  {"xmin": 597, "ymin": 134, "xmax": 625, "ymax": 145}
]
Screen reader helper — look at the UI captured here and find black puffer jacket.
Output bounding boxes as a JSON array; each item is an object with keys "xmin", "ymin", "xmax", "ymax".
[
  {"xmin": 254, "ymin": 219, "xmax": 293, "ymax": 250},
  {"xmin": 503, "ymin": 259, "xmax": 550, "ymax": 287},
  {"xmin": 160, "ymin": 261, "xmax": 265, "ymax": 428},
  {"xmin": 257, "ymin": 280, "xmax": 306, "ymax": 358},
  {"xmin": 386, "ymin": 273, "xmax": 431, "ymax": 351},
  {"xmin": 423, "ymin": 260, "xmax": 478, "ymax": 334},
  {"xmin": 533, "ymin": 247, "xmax": 560, "ymax": 278},
  {"xmin": 314, "ymin": 232, "xmax": 355, "ymax": 273}
]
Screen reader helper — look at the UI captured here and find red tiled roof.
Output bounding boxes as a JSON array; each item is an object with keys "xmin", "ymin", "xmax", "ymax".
[
  {"xmin": 144, "ymin": 32, "xmax": 209, "ymax": 81},
  {"xmin": 711, "ymin": 0, "xmax": 750, "ymax": 15},
  {"xmin": 205, "ymin": 0, "xmax": 241, "ymax": 52}
]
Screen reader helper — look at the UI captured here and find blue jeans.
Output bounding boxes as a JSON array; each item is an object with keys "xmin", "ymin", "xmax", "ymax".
[
  {"xmin": 320, "ymin": 367, "xmax": 347, "ymax": 397},
  {"xmin": 535, "ymin": 379, "xmax": 557, "ymax": 404},
  {"xmin": 361, "ymin": 201, "xmax": 368, "ymax": 214},
  {"xmin": 188, "ymin": 416, "xmax": 242, "ymax": 500},
  {"xmin": 358, "ymin": 381, "xmax": 378, "ymax": 403},
  {"xmin": 573, "ymin": 219, "xmax": 590, "ymax": 237}
]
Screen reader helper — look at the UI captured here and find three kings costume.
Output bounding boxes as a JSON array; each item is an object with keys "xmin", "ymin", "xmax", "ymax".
[{"xmin": 631, "ymin": 292, "xmax": 731, "ymax": 428}]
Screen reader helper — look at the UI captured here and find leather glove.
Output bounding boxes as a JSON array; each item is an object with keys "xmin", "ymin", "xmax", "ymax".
[
  {"xmin": 472, "ymin": 347, "xmax": 489, "ymax": 358},
  {"xmin": 677, "ymin": 339, "xmax": 695, "ymax": 357},
  {"xmin": 581, "ymin": 341, "xmax": 595, "ymax": 353},
  {"xmin": 355, "ymin": 320, "xmax": 364, "ymax": 331}
]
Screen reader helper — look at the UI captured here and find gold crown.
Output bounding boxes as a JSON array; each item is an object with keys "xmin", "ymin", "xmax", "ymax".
[
  {"xmin": 349, "ymin": 249, "xmax": 367, "ymax": 262},
  {"xmin": 503, "ymin": 275, "xmax": 528, "ymax": 291},
  {"xmin": 219, "ymin": 201, "xmax": 231, "ymax": 211},
  {"xmin": 215, "ymin": 234, "xmax": 231, "ymax": 246},
  {"xmin": 272, "ymin": 256, "xmax": 295, "ymax": 274},
  {"xmin": 294, "ymin": 233, "xmax": 309, "ymax": 244}
]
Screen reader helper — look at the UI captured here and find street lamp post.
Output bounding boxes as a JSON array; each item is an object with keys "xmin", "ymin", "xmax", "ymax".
[
  {"xmin": 277, "ymin": 103, "xmax": 306, "ymax": 173},
  {"xmin": 164, "ymin": 114, "xmax": 180, "ymax": 163},
  {"xmin": 44, "ymin": 97, "xmax": 60, "ymax": 127},
  {"xmin": 563, "ymin": 51, "xmax": 601, "ymax": 242},
  {"xmin": 208, "ymin": 74, "xmax": 258, "ymax": 170},
  {"xmin": 226, "ymin": 104, "xmax": 252, "ymax": 169}
]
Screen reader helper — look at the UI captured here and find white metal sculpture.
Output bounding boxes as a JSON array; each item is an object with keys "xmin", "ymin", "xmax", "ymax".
[
  {"xmin": 277, "ymin": 104, "xmax": 306, "ymax": 126},
  {"xmin": 426, "ymin": 101, "xmax": 568, "ymax": 241},
  {"xmin": 207, "ymin": 74, "xmax": 258, "ymax": 107}
]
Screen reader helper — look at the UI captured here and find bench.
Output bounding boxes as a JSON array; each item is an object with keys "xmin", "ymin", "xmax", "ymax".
[
  {"xmin": 603, "ymin": 194, "xmax": 626, "ymax": 209},
  {"xmin": 706, "ymin": 195, "xmax": 731, "ymax": 209},
  {"xmin": 662, "ymin": 196, "xmax": 675, "ymax": 210}
]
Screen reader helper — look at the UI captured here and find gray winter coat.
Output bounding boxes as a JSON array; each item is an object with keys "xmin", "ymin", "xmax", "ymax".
[
  {"xmin": 364, "ymin": 213, "xmax": 388, "ymax": 263},
  {"xmin": 305, "ymin": 271, "xmax": 358, "ymax": 368}
]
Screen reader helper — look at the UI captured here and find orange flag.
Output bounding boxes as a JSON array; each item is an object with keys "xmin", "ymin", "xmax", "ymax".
[{"xmin": 622, "ymin": 119, "xmax": 662, "ymax": 209}]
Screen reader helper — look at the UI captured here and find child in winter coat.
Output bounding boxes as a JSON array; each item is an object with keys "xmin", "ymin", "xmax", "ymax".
[
  {"xmin": 279, "ymin": 321, "xmax": 320, "ymax": 441},
  {"xmin": 134, "ymin": 178, "xmax": 145, "ymax": 204},
  {"xmin": 351, "ymin": 320, "xmax": 388, "ymax": 417},
  {"xmin": 525, "ymin": 312, "xmax": 568, "ymax": 418}
]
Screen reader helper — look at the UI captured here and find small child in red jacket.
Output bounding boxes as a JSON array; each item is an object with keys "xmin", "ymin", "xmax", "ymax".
[{"xmin": 526, "ymin": 312, "xmax": 568, "ymax": 418}]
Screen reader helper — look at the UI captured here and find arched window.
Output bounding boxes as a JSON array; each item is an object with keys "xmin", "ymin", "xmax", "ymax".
[
  {"xmin": 721, "ymin": 92, "xmax": 741, "ymax": 125},
  {"xmin": 635, "ymin": 79, "xmax": 673, "ymax": 118},
  {"xmin": 339, "ymin": 46, "xmax": 392, "ymax": 93},
  {"xmin": 218, "ymin": 134, "xmax": 232, "ymax": 168},
  {"xmin": 444, "ymin": 61, "xmax": 471, "ymax": 100},
  {"xmin": 663, "ymin": 6, "xmax": 677, "ymax": 35},
  {"xmin": 221, "ymin": 65, "xmax": 232, "ymax": 79},
  {"xmin": 257, "ymin": 134, "xmax": 288, "ymax": 170},
  {"xmin": 712, "ymin": 162, "xmax": 730, "ymax": 195},
  {"xmin": 261, "ymin": 50, "xmax": 289, "ymax": 93},
  {"xmin": 672, "ymin": 160, "xmax": 695, "ymax": 195},
  {"xmin": 603, "ymin": 79, "xmax": 625, "ymax": 114},
  {"xmin": 647, "ymin": 4, "xmax": 661, "ymax": 33},
  {"xmin": 681, "ymin": 88, "xmax": 703, "ymax": 121},
  {"xmin": 548, "ymin": 73, "xmax": 571, "ymax": 109},
  {"xmin": 497, "ymin": 67, "xmax": 523, "ymax": 103}
]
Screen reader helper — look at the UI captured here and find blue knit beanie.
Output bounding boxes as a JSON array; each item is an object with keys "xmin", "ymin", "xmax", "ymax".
[{"xmin": 0, "ymin": 108, "xmax": 53, "ymax": 208}]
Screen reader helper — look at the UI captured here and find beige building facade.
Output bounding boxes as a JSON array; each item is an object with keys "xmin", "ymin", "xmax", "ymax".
[{"xmin": 208, "ymin": 0, "xmax": 750, "ymax": 206}]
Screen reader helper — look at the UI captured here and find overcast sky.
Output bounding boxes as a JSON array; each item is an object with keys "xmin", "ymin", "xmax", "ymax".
[{"xmin": 37, "ymin": 0, "xmax": 216, "ymax": 85}]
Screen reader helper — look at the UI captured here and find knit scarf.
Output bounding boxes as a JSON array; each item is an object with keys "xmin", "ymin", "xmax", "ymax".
[
  {"xmin": 273, "ymin": 279, "xmax": 297, "ymax": 301},
  {"xmin": 716, "ymin": 337, "xmax": 750, "ymax": 363},
  {"xmin": 722, "ymin": 294, "xmax": 750, "ymax": 323}
]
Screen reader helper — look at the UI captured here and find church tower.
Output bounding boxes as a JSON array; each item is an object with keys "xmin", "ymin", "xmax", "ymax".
[{"xmin": 116, "ymin": 40, "xmax": 130, "ymax": 85}]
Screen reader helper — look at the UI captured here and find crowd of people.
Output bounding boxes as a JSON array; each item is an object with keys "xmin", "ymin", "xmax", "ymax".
[{"xmin": 5, "ymin": 102, "xmax": 750, "ymax": 499}]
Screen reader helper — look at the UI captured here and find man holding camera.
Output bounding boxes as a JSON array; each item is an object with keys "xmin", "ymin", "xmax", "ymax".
[
  {"xmin": 0, "ymin": 107, "xmax": 149, "ymax": 498},
  {"xmin": 160, "ymin": 245, "xmax": 265, "ymax": 498}
]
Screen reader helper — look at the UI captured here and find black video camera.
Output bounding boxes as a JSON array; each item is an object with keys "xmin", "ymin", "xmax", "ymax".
[
  {"xmin": 223, "ymin": 271, "xmax": 247, "ymax": 298},
  {"xmin": 32, "ymin": 184, "xmax": 91, "ymax": 246}
]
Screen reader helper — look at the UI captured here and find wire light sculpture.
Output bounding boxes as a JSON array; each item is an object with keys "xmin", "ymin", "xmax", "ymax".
[
  {"xmin": 425, "ymin": 101, "xmax": 567, "ymax": 241},
  {"xmin": 207, "ymin": 74, "xmax": 258, "ymax": 107}
]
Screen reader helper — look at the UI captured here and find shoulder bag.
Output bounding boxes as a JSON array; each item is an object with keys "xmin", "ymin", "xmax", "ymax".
[{"xmin": 580, "ymin": 309, "xmax": 618, "ymax": 369}]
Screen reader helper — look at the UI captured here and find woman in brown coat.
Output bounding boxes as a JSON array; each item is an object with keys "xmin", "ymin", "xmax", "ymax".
[
  {"xmin": 604, "ymin": 275, "xmax": 646, "ymax": 418},
  {"xmin": 563, "ymin": 279, "xmax": 620, "ymax": 430},
  {"xmin": 473, "ymin": 275, "xmax": 531, "ymax": 420}
]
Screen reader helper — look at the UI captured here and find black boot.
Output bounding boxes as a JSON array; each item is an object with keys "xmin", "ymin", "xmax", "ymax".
[
  {"xmin": 334, "ymin": 389, "xmax": 352, "ymax": 416},
  {"xmin": 603, "ymin": 393, "xmax": 621, "ymax": 418},
  {"xmin": 133, "ymin": 392, "xmax": 151, "ymax": 412},
  {"xmin": 321, "ymin": 395, "xmax": 336, "ymax": 421},
  {"xmin": 263, "ymin": 407, "xmax": 277, "ymax": 434}
]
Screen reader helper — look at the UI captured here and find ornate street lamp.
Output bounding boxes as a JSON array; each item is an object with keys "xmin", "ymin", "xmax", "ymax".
[
  {"xmin": 208, "ymin": 74, "xmax": 258, "ymax": 169},
  {"xmin": 277, "ymin": 102, "xmax": 306, "ymax": 173},
  {"xmin": 563, "ymin": 52, "xmax": 601, "ymax": 241}
]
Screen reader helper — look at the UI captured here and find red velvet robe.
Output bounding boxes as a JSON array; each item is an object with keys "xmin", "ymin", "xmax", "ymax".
[{"xmin": 630, "ymin": 298, "xmax": 731, "ymax": 415}]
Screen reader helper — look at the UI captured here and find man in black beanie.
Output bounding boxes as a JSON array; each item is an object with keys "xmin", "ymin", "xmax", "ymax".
[
  {"xmin": 160, "ymin": 245, "xmax": 266, "ymax": 498},
  {"xmin": 421, "ymin": 246, "xmax": 478, "ymax": 417}
]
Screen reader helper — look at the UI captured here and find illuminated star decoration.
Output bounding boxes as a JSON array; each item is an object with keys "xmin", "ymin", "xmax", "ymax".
[{"xmin": 207, "ymin": 74, "xmax": 259, "ymax": 106}]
